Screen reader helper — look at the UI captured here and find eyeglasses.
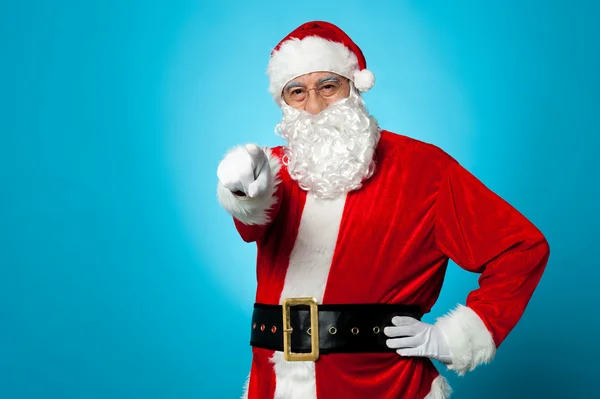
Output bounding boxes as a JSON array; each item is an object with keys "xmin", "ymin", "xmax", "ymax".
[{"xmin": 282, "ymin": 78, "xmax": 348, "ymax": 105}]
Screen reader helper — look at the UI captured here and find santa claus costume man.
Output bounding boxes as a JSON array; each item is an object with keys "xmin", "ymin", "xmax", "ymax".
[{"xmin": 216, "ymin": 21, "xmax": 550, "ymax": 399}]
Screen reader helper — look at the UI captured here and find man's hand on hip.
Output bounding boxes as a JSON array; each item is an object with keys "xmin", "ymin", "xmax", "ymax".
[{"xmin": 384, "ymin": 316, "xmax": 453, "ymax": 364}]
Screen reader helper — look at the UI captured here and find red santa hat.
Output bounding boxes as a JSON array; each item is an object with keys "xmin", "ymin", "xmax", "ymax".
[{"xmin": 267, "ymin": 21, "xmax": 375, "ymax": 103}]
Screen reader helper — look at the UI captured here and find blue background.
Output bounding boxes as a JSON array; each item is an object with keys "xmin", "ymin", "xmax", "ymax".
[{"xmin": 1, "ymin": 1, "xmax": 598, "ymax": 398}]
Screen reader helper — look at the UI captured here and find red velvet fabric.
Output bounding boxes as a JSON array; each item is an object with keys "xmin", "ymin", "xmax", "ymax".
[{"xmin": 233, "ymin": 130, "xmax": 550, "ymax": 398}]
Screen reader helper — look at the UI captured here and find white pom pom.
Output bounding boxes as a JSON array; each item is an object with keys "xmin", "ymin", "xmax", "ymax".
[{"xmin": 353, "ymin": 69, "xmax": 375, "ymax": 92}]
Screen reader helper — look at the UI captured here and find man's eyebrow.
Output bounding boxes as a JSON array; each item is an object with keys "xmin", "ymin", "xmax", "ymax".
[
  {"xmin": 317, "ymin": 75, "xmax": 341, "ymax": 85},
  {"xmin": 284, "ymin": 81, "xmax": 305, "ymax": 93}
]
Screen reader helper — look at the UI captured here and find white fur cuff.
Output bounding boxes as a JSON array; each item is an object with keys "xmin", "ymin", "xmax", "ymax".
[
  {"xmin": 435, "ymin": 304, "xmax": 496, "ymax": 376},
  {"xmin": 216, "ymin": 148, "xmax": 282, "ymax": 226},
  {"xmin": 425, "ymin": 375, "xmax": 452, "ymax": 399}
]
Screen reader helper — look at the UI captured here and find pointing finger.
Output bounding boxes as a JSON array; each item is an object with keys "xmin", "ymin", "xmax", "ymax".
[
  {"xmin": 245, "ymin": 144, "xmax": 266, "ymax": 176},
  {"xmin": 248, "ymin": 159, "xmax": 271, "ymax": 198}
]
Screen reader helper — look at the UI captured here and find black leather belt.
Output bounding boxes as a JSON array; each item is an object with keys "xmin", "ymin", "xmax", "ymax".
[{"xmin": 250, "ymin": 299, "xmax": 422, "ymax": 361}]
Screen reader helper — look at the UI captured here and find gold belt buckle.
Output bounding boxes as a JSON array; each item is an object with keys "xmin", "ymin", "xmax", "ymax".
[{"xmin": 282, "ymin": 297, "xmax": 319, "ymax": 362}]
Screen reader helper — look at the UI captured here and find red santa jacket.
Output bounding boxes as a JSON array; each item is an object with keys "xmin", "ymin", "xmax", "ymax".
[{"xmin": 217, "ymin": 130, "xmax": 550, "ymax": 399}]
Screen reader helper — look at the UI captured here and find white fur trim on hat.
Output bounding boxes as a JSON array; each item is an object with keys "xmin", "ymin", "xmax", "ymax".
[
  {"xmin": 267, "ymin": 36, "xmax": 374, "ymax": 103},
  {"xmin": 353, "ymin": 68, "xmax": 375, "ymax": 92}
]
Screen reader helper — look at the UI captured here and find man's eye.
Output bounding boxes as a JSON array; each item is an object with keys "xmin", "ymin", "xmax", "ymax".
[
  {"xmin": 289, "ymin": 88, "xmax": 306, "ymax": 99},
  {"xmin": 319, "ymin": 83, "xmax": 339, "ymax": 96}
]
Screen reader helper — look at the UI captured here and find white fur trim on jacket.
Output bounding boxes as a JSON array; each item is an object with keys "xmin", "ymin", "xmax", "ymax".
[
  {"xmin": 216, "ymin": 148, "xmax": 282, "ymax": 226},
  {"xmin": 268, "ymin": 36, "xmax": 370, "ymax": 103},
  {"xmin": 435, "ymin": 304, "xmax": 497, "ymax": 376},
  {"xmin": 241, "ymin": 371, "xmax": 250, "ymax": 399},
  {"xmin": 425, "ymin": 375, "xmax": 452, "ymax": 399}
]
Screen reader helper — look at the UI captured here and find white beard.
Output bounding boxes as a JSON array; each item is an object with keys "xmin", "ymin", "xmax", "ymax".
[{"xmin": 275, "ymin": 87, "xmax": 381, "ymax": 200}]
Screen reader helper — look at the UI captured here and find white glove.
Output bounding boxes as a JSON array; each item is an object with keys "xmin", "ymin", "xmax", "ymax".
[
  {"xmin": 217, "ymin": 144, "xmax": 271, "ymax": 198},
  {"xmin": 384, "ymin": 316, "xmax": 453, "ymax": 364}
]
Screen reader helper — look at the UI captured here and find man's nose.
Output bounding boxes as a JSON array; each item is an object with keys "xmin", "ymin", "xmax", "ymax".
[{"xmin": 304, "ymin": 90, "xmax": 327, "ymax": 115}]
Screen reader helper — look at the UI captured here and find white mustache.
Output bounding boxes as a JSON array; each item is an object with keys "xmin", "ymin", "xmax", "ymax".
[{"xmin": 275, "ymin": 89, "xmax": 380, "ymax": 199}]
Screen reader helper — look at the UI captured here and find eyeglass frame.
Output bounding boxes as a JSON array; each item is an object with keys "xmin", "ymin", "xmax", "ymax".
[{"xmin": 281, "ymin": 75, "xmax": 350, "ymax": 106}]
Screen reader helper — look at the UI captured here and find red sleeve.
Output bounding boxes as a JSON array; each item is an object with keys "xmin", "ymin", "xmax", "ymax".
[
  {"xmin": 232, "ymin": 182, "xmax": 283, "ymax": 243},
  {"xmin": 435, "ymin": 158, "xmax": 550, "ymax": 346}
]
